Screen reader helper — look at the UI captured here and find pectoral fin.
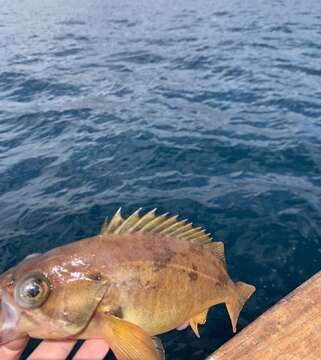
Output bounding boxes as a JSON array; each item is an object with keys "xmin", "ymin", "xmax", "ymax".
[
  {"xmin": 189, "ymin": 309, "xmax": 208, "ymax": 338},
  {"xmin": 102, "ymin": 314, "xmax": 161, "ymax": 360}
]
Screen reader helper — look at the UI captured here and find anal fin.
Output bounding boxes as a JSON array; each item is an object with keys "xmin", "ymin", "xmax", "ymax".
[
  {"xmin": 102, "ymin": 314, "xmax": 161, "ymax": 360},
  {"xmin": 152, "ymin": 336, "xmax": 165, "ymax": 360},
  {"xmin": 189, "ymin": 309, "xmax": 208, "ymax": 338}
]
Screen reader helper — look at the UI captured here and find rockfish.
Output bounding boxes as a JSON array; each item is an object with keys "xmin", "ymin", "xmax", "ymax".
[{"xmin": 0, "ymin": 208, "xmax": 255, "ymax": 359}]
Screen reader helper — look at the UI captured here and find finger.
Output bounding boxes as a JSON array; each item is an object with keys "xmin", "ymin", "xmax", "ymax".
[
  {"xmin": 73, "ymin": 339, "xmax": 110, "ymax": 360},
  {"xmin": 27, "ymin": 340, "xmax": 76, "ymax": 360},
  {"xmin": 0, "ymin": 337, "xmax": 29, "ymax": 360}
]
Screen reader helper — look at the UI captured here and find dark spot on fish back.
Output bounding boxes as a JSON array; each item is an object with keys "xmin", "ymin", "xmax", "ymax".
[
  {"xmin": 192, "ymin": 264, "xmax": 198, "ymax": 271},
  {"xmin": 188, "ymin": 271, "xmax": 198, "ymax": 281},
  {"xmin": 217, "ymin": 271, "xmax": 228, "ymax": 285},
  {"xmin": 153, "ymin": 247, "xmax": 177, "ymax": 272}
]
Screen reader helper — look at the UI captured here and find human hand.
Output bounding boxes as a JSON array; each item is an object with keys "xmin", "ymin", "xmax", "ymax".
[
  {"xmin": 0, "ymin": 325, "xmax": 188, "ymax": 359},
  {"xmin": 0, "ymin": 337, "xmax": 110, "ymax": 360}
]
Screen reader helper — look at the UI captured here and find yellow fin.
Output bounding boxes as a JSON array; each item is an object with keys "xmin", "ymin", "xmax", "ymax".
[
  {"xmin": 129, "ymin": 208, "xmax": 157, "ymax": 232},
  {"xmin": 101, "ymin": 208, "xmax": 124, "ymax": 234},
  {"xmin": 102, "ymin": 314, "xmax": 161, "ymax": 360},
  {"xmin": 114, "ymin": 208, "xmax": 142, "ymax": 234},
  {"xmin": 100, "ymin": 216, "xmax": 109, "ymax": 234},
  {"xmin": 177, "ymin": 226, "xmax": 203, "ymax": 239},
  {"xmin": 139, "ymin": 211, "xmax": 166, "ymax": 232},
  {"xmin": 189, "ymin": 309, "xmax": 208, "ymax": 338},
  {"xmin": 151, "ymin": 215, "xmax": 178, "ymax": 232},
  {"xmin": 152, "ymin": 336, "xmax": 165, "ymax": 360},
  {"xmin": 226, "ymin": 281, "xmax": 256, "ymax": 333},
  {"xmin": 160, "ymin": 219, "xmax": 187, "ymax": 235},
  {"xmin": 170, "ymin": 222, "xmax": 193, "ymax": 236},
  {"xmin": 100, "ymin": 208, "xmax": 213, "ymax": 246},
  {"xmin": 203, "ymin": 241, "xmax": 226, "ymax": 263},
  {"xmin": 190, "ymin": 234, "xmax": 212, "ymax": 245}
]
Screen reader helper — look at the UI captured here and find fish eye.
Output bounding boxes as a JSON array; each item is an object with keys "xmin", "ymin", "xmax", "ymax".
[{"xmin": 14, "ymin": 272, "xmax": 50, "ymax": 309}]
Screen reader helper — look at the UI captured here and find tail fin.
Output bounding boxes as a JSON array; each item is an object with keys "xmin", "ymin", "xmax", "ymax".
[{"xmin": 226, "ymin": 281, "xmax": 256, "ymax": 333}]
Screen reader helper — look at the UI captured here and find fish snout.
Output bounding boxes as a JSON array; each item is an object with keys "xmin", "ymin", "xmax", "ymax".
[{"xmin": 0, "ymin": 294, "xmax": 22, "ymax": 345}]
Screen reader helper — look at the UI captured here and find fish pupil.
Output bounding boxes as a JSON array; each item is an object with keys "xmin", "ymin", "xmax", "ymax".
[{"xmin": 24, "ymin": 280, "xmax": 41, "ymax": 298}]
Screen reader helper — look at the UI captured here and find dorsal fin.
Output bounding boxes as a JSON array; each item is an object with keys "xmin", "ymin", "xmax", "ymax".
[{"xmin": 100, "ymin": 208, "xmax": 220, "ymax": 250}]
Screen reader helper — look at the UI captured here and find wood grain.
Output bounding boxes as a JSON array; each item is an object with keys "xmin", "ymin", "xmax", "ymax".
[{"xmin": 208, "ymin": 271, "xmax": 321, "ymax": 360}]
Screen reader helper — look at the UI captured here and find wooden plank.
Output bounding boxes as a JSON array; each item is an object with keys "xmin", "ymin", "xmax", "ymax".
[{"xmin": 207, "ymin": 271, "xmax": 321, "ymax": 360}]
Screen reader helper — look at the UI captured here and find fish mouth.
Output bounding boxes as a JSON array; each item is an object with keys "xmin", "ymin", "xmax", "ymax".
[{"xmin": 0, "ymin": 294, "xmax": 22, "ymax": 345}]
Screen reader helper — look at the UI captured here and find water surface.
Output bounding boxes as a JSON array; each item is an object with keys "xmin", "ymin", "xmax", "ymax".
[{"xmin": 1, "ymin": 0, "xmax": 321, "ymax": 358}]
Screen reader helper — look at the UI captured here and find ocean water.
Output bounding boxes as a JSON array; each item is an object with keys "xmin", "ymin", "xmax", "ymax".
[{"xmin": 1, "ymin": 0, "xmax": 321, "ymax": 358}]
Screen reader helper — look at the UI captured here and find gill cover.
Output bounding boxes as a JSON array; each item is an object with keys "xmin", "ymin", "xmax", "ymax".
[
  {"xmin": 21, "ymin": 272, "xmax": 110, "ymax": 338},
  {"xmin": 49, "ymin": 277, "xmax": 109, "ymax": 336}
]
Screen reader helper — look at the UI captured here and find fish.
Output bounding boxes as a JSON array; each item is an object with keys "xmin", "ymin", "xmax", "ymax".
[{"xmin": 0, "ymin": 208, "xmax": 255, "ymax": 360}]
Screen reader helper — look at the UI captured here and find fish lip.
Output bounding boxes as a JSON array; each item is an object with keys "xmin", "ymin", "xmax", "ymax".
[{"xmin": 0, "ymin": 294, "xmax": 22, "ymax": 345}]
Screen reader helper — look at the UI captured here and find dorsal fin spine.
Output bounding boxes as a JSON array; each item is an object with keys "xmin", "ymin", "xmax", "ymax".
[
  {"xmin": 100, "ymin": 216, "xmax": 109, "ymax": 234},
  {"xmin": 130, "ymin": 209, "xmax": 157, "ymax": 232},
  {"xmin": 114, "ymin": 208, "xmax": 142, "ymax": 234},
  {"xmin": 177, "ymin": 227, "xmax": 202, "ymax": 239},
  {"xmin": 102, "ymin": 207, "xmax": 123, "ymax": 234},
  {"xmin": 140, "ymin": 213, "xmax": 169, "ymax": 232},
  {"xmin": 150, "ymin": 212, "xmax": 169, "ymax": 230},
  {"xmin": 170, "ymin": 222, "xmax": 193, "ymax": 237},
  {"xmin": 184, "ymin": 228, "xmax": 206, "ymax": 241},
  {"xmin": 160, "ymin": 219, "xmax": 187, "ymax": 235},
  {"xmin": 190, "ymin": 234, "xmax": 212, "ymax": 244},
  {"xmin": 151, "ymin": 215, "xmax": 178, "ymax": 233}
]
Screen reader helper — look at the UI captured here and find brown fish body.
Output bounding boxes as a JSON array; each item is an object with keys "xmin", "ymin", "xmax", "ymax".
[
  {"xmin": 0, "ymin": 209, "xmax": 255, "ymax": 360},
  {"xmin": 77, "ymin": 232, "xmax": 232, "ymax": 336}
]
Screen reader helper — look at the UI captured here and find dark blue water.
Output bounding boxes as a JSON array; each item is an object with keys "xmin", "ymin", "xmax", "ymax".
[{"xmin": 1, "ymin": 0, "xmax": 321, "ymax": 358}]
